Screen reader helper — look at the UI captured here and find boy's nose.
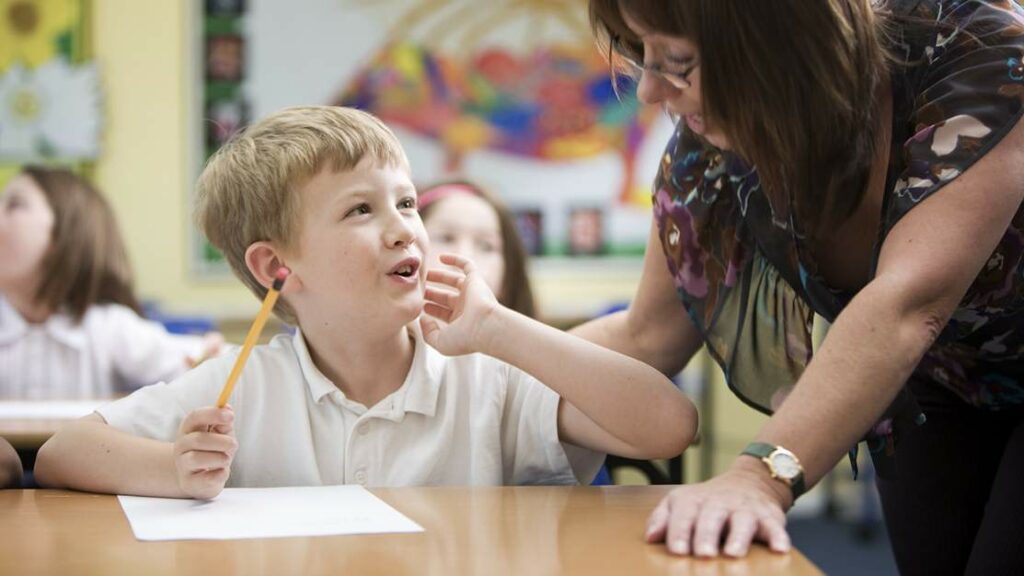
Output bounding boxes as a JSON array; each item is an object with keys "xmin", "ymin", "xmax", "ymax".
[{"xmin": 384, "ymin": 217, "xmax": 416, "ymax": 248}]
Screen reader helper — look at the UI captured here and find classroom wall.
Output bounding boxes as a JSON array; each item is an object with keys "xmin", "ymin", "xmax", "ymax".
[
  {"xmin": 89, "ymin": 1, "xmax": 645, "ymax": 323},
  {"xmin": 91, "ymin": 1, "xmax": 253, "ymax": 318}
]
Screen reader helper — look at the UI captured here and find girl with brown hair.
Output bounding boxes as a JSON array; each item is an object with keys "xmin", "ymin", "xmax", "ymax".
[
  {"xmin": 419, "ymin": 179, "xmax": 538, "ymax": 319},
  {"xmin": 0, "ymin": 166, "xmax": 223, "ymax": 399}
]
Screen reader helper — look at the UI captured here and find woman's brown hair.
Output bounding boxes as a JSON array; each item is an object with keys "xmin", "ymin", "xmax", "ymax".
[
  {"xmin": 419, "ymin": 179, "xmax": 538, "ymax": 319},
  {"xmin": 590, "ymin": 0, "xmax": 891, "ymax": 242},
  {"xmin": 23, "ymin": 166, "xmax": 141, "ymax": 322}
]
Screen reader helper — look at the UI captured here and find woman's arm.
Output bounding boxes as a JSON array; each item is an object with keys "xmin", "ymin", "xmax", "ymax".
[
  {"xmin": 656, "ymin": 115, "xmax": 1024, "ymax": 558},
  {"xmin": 570, "ymin": 219, "xmax": 704, "ymax": 375},
  {"xmin": 421, "ymin": 253, "xmax": 698, "ymax": 460}
]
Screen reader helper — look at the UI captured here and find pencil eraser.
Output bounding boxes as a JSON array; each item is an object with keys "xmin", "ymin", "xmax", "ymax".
[{"xmin": 275, "ymin": 267, "xmax": 291, "ymax": 280}]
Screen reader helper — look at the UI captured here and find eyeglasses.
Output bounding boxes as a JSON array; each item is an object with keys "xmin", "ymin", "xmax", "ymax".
[{"xmin": 611, "ymin": 35, "xmax": 699, "ymax": 90}]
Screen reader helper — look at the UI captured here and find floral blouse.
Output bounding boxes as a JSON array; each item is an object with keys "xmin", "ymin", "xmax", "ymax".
[{"xmin": 652, "ymin": 0, "xmax": 1024, "ymax": 473}]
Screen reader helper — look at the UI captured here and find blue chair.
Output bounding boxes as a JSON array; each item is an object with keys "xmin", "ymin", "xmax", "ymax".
[{"xmin": 142, "ymin": 301, "xmax": 217, "ymax": 335}]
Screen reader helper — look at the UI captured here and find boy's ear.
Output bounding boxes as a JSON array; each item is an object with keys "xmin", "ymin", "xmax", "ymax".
[{"xmin": 244, "ymin": 241, "xmax": 301, "ymax": 294}]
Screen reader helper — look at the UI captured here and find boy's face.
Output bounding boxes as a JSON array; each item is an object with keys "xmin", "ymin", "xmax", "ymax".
[{"xmin": 284, "ymin": 159, "xmax": 428, "ymax": 329}]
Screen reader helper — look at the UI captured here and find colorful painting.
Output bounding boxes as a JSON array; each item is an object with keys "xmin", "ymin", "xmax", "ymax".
[{"xmin": 338, "ymin": 40, "xmax": 656, "ymax": 207}]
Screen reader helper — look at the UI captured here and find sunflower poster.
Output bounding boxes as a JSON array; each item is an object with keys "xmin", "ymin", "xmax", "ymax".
[{"xmin": 0, "ymin": 0, "xmax": 99, "ymax": 179}]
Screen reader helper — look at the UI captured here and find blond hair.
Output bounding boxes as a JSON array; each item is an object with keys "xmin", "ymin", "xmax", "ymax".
[{"xmin": 195, "ymin": 106, "xmax": 409, "ymax": 324}]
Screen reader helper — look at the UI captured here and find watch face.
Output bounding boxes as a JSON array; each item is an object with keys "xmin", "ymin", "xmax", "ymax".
[{"xmin": 770, "ymin": 453, "xmax": 801, "ymax": 480}]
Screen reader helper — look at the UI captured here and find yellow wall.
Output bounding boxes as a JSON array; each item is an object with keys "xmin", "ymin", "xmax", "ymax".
[{"xmin": 92, "ymin": 1, "xmax": 253, "ymax": 318}]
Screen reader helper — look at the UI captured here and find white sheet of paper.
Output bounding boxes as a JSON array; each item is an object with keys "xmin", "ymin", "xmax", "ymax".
[
  {"xmin": 0, "ymin": 400, "xmax": 105, "ymax": 419},
  {"xmin": 118, "ymin": 486, "xmax": 424, "ymax": 541}
]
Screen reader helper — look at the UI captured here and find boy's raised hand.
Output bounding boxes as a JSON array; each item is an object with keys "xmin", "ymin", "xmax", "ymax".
[
  {"xmin": 420, "ymin": 253, "xmax": 502, "ymax": 356},
  {"xmin": 173, "ymin": 405, "xmax": 238, "ymax": 499}
]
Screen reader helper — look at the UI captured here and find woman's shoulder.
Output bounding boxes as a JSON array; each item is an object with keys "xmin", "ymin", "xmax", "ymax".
[{"xmin": 885, "ymin": 0, "xmax": 1024, "ymax": 226}]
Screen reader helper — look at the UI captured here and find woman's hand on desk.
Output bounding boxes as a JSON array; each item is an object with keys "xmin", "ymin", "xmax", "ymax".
[
  {"xmin": 646, "ymin": 458, "xmax": 791, "ymax": 558},
  {"xmin": 174, "ymin": 406, "xmax": 237, "ymax": 499}
]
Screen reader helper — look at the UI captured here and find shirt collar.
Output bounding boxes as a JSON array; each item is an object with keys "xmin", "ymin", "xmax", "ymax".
[
  {"xmin": 0, "ymin": 297, "xmax": 88, "ymax": 349},
  {"xmin": 293, "ymin": 322, "xmax": 444, "ymax": 418}
]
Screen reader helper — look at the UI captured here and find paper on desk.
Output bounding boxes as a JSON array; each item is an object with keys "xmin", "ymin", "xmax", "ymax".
[
  {"xmin": 0, "ymin": 400, "xmax": 105, "ymax": 419},
  {"xmin": 118, "ymin": 485, "xmax": 424, "ymax": 541}
]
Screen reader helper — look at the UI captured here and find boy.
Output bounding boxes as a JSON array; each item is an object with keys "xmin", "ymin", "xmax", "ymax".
[{"xmin": 35, "ymin": 107, "xmax": 696, "ymax": 498}]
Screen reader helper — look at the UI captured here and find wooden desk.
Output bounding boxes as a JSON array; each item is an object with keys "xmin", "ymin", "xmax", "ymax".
[
  {"xmin": 0, "ymin": 486, "xmax": 822, "ymax": 576},
  {"xmin": 0, "ymin": 418, "xmax": 66, "ymax": 451},
  {"xmin": 0, "ymin": 401, "xmax": 104, "ymax": 450}
]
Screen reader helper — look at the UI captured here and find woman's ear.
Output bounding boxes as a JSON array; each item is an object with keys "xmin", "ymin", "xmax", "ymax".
[{"xmin": 244, "ymin": 241, "xmax": 301, "ymax": 294}]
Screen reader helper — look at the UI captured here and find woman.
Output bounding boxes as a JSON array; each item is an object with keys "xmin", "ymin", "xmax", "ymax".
[{"xmin": 574, "ymin": 1, "xmax": 1024, "ymax": 573}]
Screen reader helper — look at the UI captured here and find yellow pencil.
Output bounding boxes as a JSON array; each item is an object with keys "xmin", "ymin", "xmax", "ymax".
[{"xmin": 215, "ymin": 267, "xmax": 290, "ymax": 408}]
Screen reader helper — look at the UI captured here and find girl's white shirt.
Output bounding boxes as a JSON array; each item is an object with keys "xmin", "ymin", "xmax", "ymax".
[{"xmin": 0, "ymin": 297, "xmax": 205, "ymax": 399}]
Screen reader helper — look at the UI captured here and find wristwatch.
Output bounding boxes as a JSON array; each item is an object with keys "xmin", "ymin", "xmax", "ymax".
[{"xmin": 741, "ymin": 442, "xmax": 806, "ymax": 500}]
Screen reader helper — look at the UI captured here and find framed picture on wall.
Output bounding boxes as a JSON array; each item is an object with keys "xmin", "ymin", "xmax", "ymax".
[
  {"xmin": 206, "ymin": 0, "xmax": 246, "ymax": 17},
  {"xmin": 568, "ymin": 207, "xmax": 605, "ymax": 256},
  {"xmin": 205, "ymin": 98, "xmax": 249, "ymax": 148},
  {"xmin": 206, "ymin": 34, "xmax": 245, "ymax": 82}
]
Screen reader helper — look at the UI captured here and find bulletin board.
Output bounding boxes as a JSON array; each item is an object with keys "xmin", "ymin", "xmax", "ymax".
[{"xmin": 192, "ymin": 0, "xmax": 673, "ymax": 275}]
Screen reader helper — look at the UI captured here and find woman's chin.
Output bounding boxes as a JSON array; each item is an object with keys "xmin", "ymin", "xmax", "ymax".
[{"xmin": 704, "ymin": 132, "xmax": 731, "ymax": 150}]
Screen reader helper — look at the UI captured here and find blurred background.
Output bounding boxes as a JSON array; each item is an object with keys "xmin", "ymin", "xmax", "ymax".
[{"xmin": 0, "ymin": 1, "xmax": 900, "ymax": 572}]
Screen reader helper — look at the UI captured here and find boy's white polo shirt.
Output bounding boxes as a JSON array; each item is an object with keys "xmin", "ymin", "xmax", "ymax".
[{"xmin": 98, "ymin": 325, "xmax": 604, "ymax": 487}]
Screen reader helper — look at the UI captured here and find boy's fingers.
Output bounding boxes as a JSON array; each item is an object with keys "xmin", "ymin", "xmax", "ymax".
[
  {"xmin": 426, "ymin": 269, "xmax": 464, "ymax": 287},
  {"xmin": 180, "ymin": 449, "xmax": 233, "ymax": 473},
  {"xmin": 439, "ymin": 253, "xmax": 476, "ymax": 275},
  {"xmin": 424, "ymin": 287, "xmax": 458, "ymax": 307},
  {"xmin": 178, "ymin": 430, "xmax": 238, "ymax": 455},
  {"xmin": 423, "ymin": 303, "xmax": 453, "ymax": 323},
  {"xmin": 179, "ymin": 407, "xmax": 233, "ymax": 434},
  {"xmin": 184, "ymin": 468, "xmax": 230, "ymax": 500}
]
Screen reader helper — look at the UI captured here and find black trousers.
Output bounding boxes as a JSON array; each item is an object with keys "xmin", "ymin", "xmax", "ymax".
[{"xmin": 875, "ymin": 380, "xmax": 1024, "ymax": 576}]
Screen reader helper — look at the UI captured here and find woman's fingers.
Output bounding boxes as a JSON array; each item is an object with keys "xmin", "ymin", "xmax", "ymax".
[
  {"xmin": 661, "ymin": 491, "xmax": 700, "ymax": 555},
  {"xmin": 691, "ymin": 504, "xmax": 730, "ymax": 557},
  {"xmin": 756, "ymin": 510, "xmax": 792, "ymax": 553},
  {"xmin": 722, "ymin": 510, "xmax": 759, "ymax": 557},
  {"xmin": 645, "ymin": 498, "xmax": 671, "ymax": 543}
]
